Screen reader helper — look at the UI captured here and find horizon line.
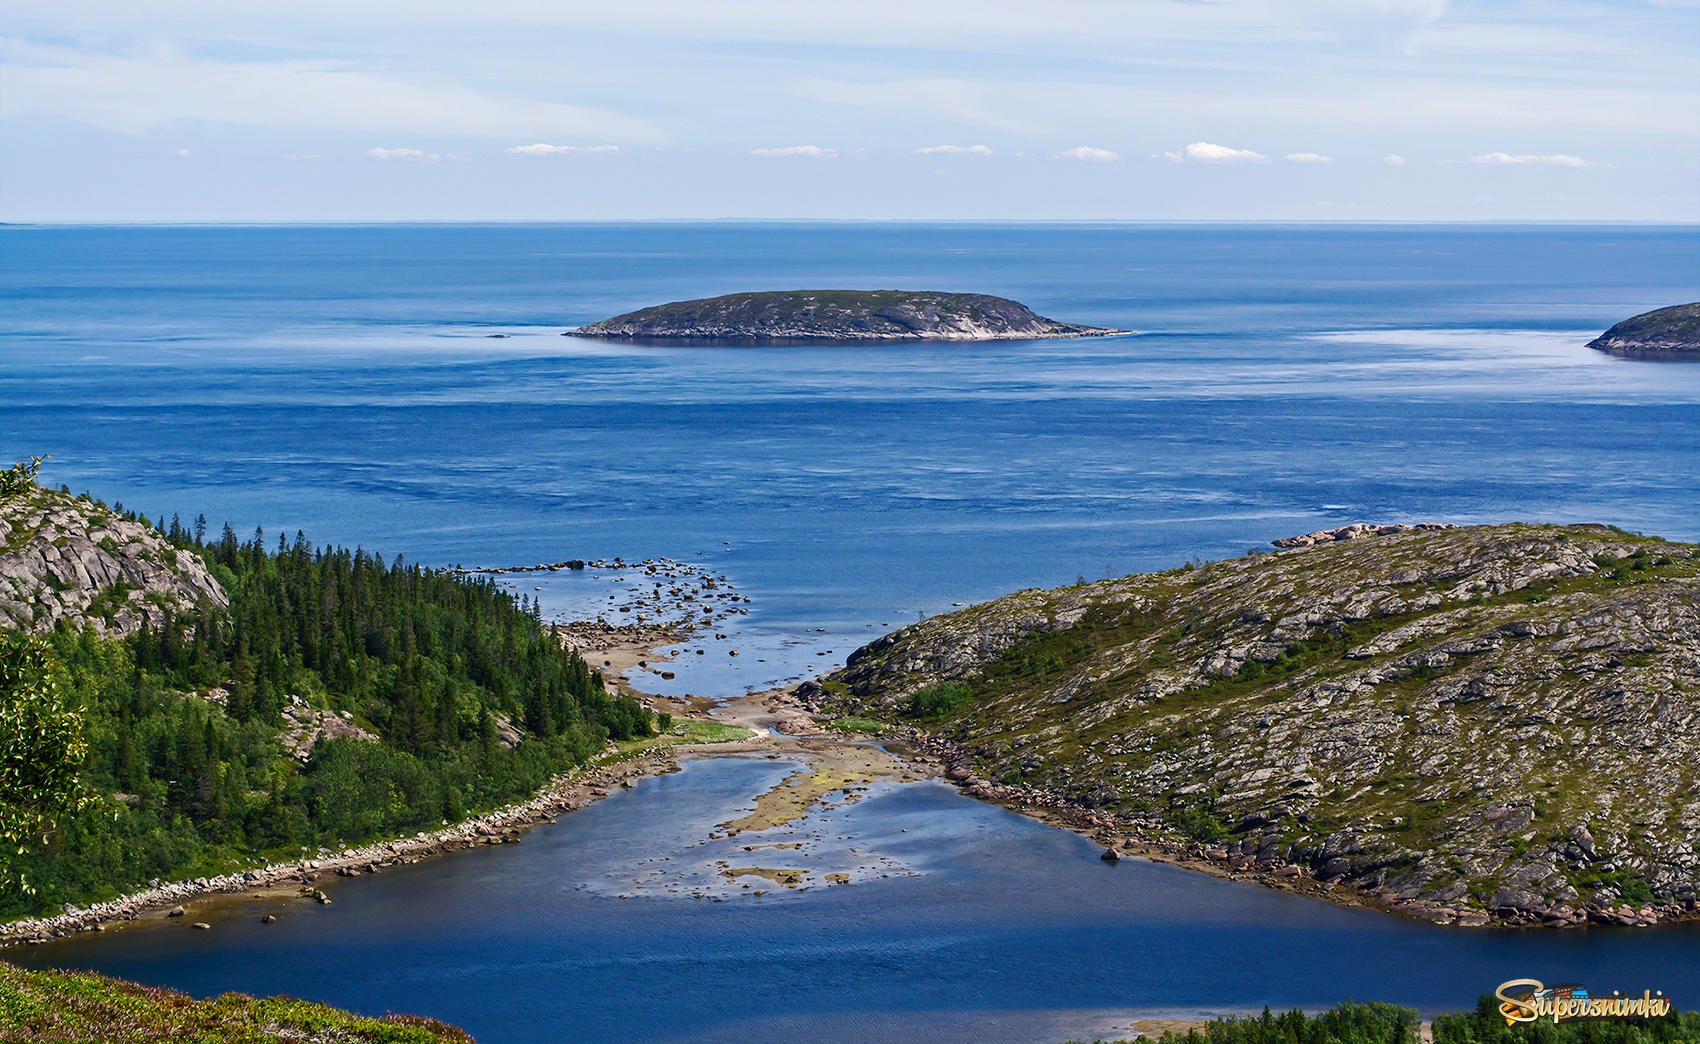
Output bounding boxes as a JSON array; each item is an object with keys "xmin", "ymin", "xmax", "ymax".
[{"xmin": 4, "ymin": 218, "xmax": 1699, "ymax": 229}]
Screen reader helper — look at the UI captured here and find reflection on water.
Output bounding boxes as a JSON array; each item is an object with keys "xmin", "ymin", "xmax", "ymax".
[{"xmin": 15, "ymin": 758, "xmax": 1700, "ymax": 1044}]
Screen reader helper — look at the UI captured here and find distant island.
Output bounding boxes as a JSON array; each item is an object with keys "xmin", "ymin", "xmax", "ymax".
[
  {"xmin": 1588, "ymin": 302, "xmax": 1700, "ymax": 359},
  {"xmin": 569, "ymin": 289, "xmax": 1125, "ymax": 343}
]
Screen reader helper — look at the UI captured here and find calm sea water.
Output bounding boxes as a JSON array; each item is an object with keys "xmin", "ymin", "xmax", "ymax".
[
  {"xmin": 4, "ymin": 224, "xmax": 1700, "ymax": 1038},
  {"xmin": 14, "ymin": 757, "xmax": 1700, "ymax": 1044},
  {"xmin": 5, "ymin": 223, "xmax": 1699, "ymax": 693}
]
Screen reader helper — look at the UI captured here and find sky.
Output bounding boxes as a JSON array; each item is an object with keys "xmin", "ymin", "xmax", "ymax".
[{"xmin": 1, "ymin": 0, "xmax": 1697, "ymax": 222}]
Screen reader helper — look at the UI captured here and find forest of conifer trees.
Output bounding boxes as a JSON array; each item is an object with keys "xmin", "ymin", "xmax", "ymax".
[{"xmin": 3, "ymin": 508, "xmax": 653, "ymax": 918}]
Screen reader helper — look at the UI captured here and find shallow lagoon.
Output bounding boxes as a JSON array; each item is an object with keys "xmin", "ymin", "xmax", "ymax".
[{"xmin": 15, "ymin": 757, "xmax": 1700, "ymax": 1043}]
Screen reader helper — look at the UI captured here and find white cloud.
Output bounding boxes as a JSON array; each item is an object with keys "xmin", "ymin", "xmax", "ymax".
[
  {"xmin": 913, "ymin": 144, "xmax": 992, "ymax": 155},
  {"xmin": 750, "ymin": 144, "xmax": 837, "ymax": 157},
  {"xmin": 1467, "ymin": 151, "xmax": 1590, "ymax": 167},
  {"xmin": 366, "ymin": 147, "xmax": 436, "ymax": 161},
  {"xmin": 174, "ymin": 147, "xmax": 190, "ymax": 157},
  {"xmin": 1382, "ymin": 154, "xmax": 1408, "ymax": 166},
  {"xmin": 505, "ymin": 143, "xmax": 620, "ymax": 156},
  {"xmin": 794, "ymin": 78, "xmax": 1036, "ymax": 135},
  {"xmin": 1060, "ymin": 145, "xmax": 1118, "ymax": 162},
  {"xmin": 1284, "ymin": 152, "xmax": 1333, "ymax": 164},
  {"xmin": 0, "ymin": 39, "xmax": 663, "ymax": 142},
  {"xmin": 1166, "ymin": 141, "xmax": 1269, "ymax": 164}
]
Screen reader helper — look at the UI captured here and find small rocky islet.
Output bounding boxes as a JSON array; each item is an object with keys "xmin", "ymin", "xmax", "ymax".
[
  {"xmin": 1588, "ymin": 302, "xmax": 1700, "ymax": 359},
  {"xmin": 568, "ymin": 289, "xmax": 1124, "ymax": 342}
]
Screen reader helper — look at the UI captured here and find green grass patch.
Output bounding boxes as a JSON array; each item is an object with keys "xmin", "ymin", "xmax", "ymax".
[
  {"xmin": 827, "ymin": 716, "xmax": 886, "ymax": 734},
  {"xmin": 906, "ymin": 681, "xmax": 973, "ymax": 719},
  {"xmin": 0, "ymin": 961, "xmax": 471, "ymax": 1041},
  {"xmin": 673, "ymin": 720, "xmax": 754, "ymax": 744}
]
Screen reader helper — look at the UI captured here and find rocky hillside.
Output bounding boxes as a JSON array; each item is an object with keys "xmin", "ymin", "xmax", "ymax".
[
  {"xmin": 571, "ymin": 290, "xmax": 1122, "ymax": 342},
  {"xmin": 821, "ymin": 523, "xmax": 1700, "ymax": 927},
  {"xmin": 1588, "ymin": 302, "xmax": 1700, "ymax": 359},
  {"xmin": 0, "ymin": 483, "xmax": 226, "ymax": 637}
]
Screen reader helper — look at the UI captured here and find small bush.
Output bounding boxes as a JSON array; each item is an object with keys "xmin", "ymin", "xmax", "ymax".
[
  {"xmin": 907, "ymin": 681, "xmax": 972, "ymax": 719},
  {"xmin": 0, "ymin": 455, "xmax": 47, "ymax": 498}
]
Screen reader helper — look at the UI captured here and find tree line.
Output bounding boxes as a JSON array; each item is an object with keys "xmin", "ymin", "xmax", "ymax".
[{"xmin": 2, "ymin": 501, "xmax": 653, "ymax": 918}]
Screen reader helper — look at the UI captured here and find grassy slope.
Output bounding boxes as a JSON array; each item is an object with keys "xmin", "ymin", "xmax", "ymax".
[
  {"xmin": 832, "ymin": 524, "xmax": 1700, "ymax": 915},
  {"xmin": 0, "ymin": 963, "xmax": 471, "ymax": 1043}
]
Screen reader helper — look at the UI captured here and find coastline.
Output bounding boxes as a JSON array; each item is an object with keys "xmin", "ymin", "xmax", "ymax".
[
  {"xmin": 880, "ymin": 723, "xmax": 1695, "ymax": 931},
  {"xmin": 8, "ymin": 614, "xmax": 1688, "ymax": 947},
  {"xmin": 0, "ymin": 741, "xmax": 685, "ymax": 948},
  {"xmin": 1589, "ymin": 342, "xmax": 1700, "ymax": 361},
  {"xmin": 0, "ymin": 621, "xmax": 710, "ymax": 948},
  {"xmin": 565, "ymin": 328, "xmax": 1134, "ymax": 343},
  {"xmin": 0, "ymin": 686, "xmax": 895, "ymax": 948}
]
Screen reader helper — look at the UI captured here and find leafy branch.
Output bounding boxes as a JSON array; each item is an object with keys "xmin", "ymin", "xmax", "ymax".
[
  {"xmin": 0, "ymin": 632, "xmax": 91, "ymax": 897},
  {"xmin": 0, "ymin": 454, "xmax": 50, "ymax": 499}
]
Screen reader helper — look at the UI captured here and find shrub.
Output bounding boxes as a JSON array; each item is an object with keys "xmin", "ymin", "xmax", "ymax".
[{"xmin": 907, "ymin": 681, "xmax": 972, "ymax": 719}]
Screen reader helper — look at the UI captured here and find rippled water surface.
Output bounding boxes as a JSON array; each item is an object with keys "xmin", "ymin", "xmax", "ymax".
[
  {"xmin": 15, "ymin": 758, "xmax": 1700, "ymax": 1043},
  {"xmin": 5, "ymin": 222, "xmax": 1699, "ymax": 693}
]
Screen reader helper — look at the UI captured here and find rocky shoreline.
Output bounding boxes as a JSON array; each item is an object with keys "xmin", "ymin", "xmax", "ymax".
[
  {"xmin": 0, "ymin": 747, "xmax": 684, "ymax": 948},
  {"xmin": 819, "ymin": 524, "xmax": 1700, "ymax": 930},
  {"xmin": 874, "ymin": 720, "xmax": 1693, "ymax": 930},
  {"xmin": 12, "ymin": 668, "xmax": 1689, "ymax": 947},
  {"xmin": 452, "ymin": 554, "xmax": 751, "ymax": 632},
  {"xmin": 1587, "ymin": 302, "xmax": 1700, "ymax": 359}
]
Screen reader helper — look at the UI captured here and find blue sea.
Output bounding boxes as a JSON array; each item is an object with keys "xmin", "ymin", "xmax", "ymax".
[
  {"xmin": 4, "ymin": 223, "xmax": 1700, "ymax": 1040},
  {"xmin": 5, "ymin": 222, "xmax": 1698, "ymax": 695}
]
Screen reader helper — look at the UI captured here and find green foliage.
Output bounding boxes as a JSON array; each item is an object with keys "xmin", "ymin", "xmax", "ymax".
[
  {"xmin": 1591, "ymin": 549, "xmax": 1665, "ymax": 584},
  {"xmin": 1130, "ymin": 1001, "xmax": 1419, "ymax": 1043},
  {"xmin": 0, "ymin": 633, "xmax": 89, "ymax": 898},
  {"xmin": 1168, "ymin": 796, "xmax": 1232, "ymax": 842},
  {"xmin": 906, "ymin": 681, "xmax": 973, "ymax": 719},
  {"xmin": 1432, "ymin": 994, "xmax": 1700, "ymax": 1042},
  {"xmin": 0, "ymin": 517, "xmax": 655, "ymax": 918},
  {"xmin": 0, "ymin": 961, "xmax": 472, "ymax": 1041},
  {"xmin": 672, "ymin": 720, "xmax": 753, "ymax": 745},
  {"xmin": 0, "ymin": 456, "xmax": 48, "ymax": 499},
  {"xmin": 1574, "ymin": 867, "xmax": 1657, "ymax": 905}
]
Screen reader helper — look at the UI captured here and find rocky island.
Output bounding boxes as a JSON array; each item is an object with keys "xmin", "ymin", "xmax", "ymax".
[
  {"xmin": 570, "ymin": 289, "xmax": 1123, "ymax": 342},
  {"xmin": 813, "ymin": 522, "xmax": 1700, "ymax": 927},
  {"xmin": 1588, "ymin": 302, "xmax": 1700, "ymax": 359}
]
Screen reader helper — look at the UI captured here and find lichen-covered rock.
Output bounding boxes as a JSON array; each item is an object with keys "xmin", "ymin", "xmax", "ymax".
[
  {"xmin": 0, "ymin": 484, "xmax": 226, "ymax": 637},
  {"xmin": 829, "ymin": 523, "xmax": 1700, "ymax": 924}
]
